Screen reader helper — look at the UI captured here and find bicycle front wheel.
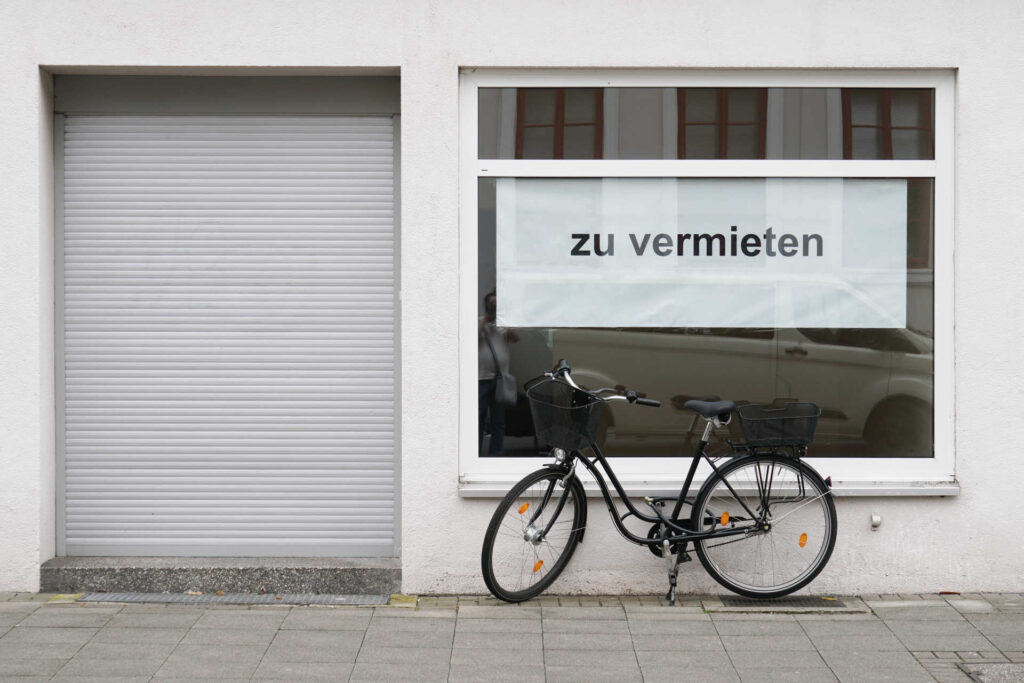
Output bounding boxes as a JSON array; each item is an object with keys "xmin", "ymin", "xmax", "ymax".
[
  {"xmin": 482, "ymin": 468, "xmax": 586, "ymax": 602},
  {"xmin": 691, "ymin": 454, "xmax": 837, "ymax": 599}
]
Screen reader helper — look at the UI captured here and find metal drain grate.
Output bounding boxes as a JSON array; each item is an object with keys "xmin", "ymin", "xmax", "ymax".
[
  {"xmin": 720, "ymin": 596, "xmax": 846, "ymax": 608},
  {"xmin": 77, "ymin": 592, "xmax": 388, "ymax": 606}
]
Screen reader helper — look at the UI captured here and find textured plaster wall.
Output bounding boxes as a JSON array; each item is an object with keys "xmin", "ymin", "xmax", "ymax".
[{"xmin": 1, "ymin": 0, "xmax": 1023, "ymax": 593}]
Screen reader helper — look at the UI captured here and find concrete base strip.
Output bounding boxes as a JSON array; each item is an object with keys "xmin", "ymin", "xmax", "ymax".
[{"xmin": 77, "ymin": 592, "xmax": 388, "ymax": 605}]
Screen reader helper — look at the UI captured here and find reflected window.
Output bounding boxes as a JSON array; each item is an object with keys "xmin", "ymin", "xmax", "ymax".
[
  {"xmin": 842, "ymin": 89, "xmax": 934, "ymax": 160},
  {"xmin": 677, "ymin": 88, "xmax": 767, "ymax": 159},
  {"xmin": 515, "ymin": 88, "xmax": 604, "ymax": 159}
]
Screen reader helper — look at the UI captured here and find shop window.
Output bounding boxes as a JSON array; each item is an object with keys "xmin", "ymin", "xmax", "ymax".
[
  {"xmin": 677, "ymin": 88, "xmax": 767, "ymax": 159},
  {"xmin": 465, "ymin": 71, "xmax": 953, "ymax": 491},
  {"xmin": 514, "ymin": 88, "xmax": 604, "ymax": 159},
  {"xmin": 842, "ymin": 88, "xmax": 934, "ymax": 160}
]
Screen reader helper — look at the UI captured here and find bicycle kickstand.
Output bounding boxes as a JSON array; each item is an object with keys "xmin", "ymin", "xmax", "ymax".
[{"xmin": 663, "ymin": 540, "xmax": 691, "ymax": 607}]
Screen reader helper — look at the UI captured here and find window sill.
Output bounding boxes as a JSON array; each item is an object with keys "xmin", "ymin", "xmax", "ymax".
[{"xmin": 458, "ymin": 477, "xmax": 959, "ymax": 498}]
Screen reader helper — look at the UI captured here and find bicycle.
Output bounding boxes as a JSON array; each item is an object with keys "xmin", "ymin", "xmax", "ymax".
[{"xmin": 481, "ymin": 359, "xmax": 837, "ymax": 604}]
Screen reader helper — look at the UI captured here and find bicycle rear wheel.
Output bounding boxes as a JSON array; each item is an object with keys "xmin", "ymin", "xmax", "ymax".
[
  {"xmin": 481, "ymin": 468, "xmax": 586, "ymax": 602},
  {"xmin": 691, "ymin": 454, "xmax": 836, "ymax": 599}
]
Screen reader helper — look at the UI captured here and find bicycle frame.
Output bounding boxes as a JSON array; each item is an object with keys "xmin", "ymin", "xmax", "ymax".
[{"xmin": 545, "ymin": 421, "xmax": 771, "ymax": 552}]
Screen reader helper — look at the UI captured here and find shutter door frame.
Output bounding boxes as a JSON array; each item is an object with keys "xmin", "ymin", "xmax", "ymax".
[{"xmin": 55, "ymin": 112, "xmax": 400, "ymax": 557}]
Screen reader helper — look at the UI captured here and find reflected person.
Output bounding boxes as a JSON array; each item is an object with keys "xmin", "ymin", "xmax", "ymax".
[{"xmin": 479, "ymin": 290, "xmax": 518, "ymax": 456}]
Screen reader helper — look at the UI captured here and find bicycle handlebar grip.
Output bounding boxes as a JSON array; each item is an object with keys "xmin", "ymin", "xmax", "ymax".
[
  {"xmin": 635, "ymin": 397, "xmax": 661, "ymax": 408},
  {"xmin": 552, "ymin": 359, "xmax": 571, "ymax": 377}
]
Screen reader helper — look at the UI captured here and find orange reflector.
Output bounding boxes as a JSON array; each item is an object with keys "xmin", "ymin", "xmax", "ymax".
[
  {"xmin": 533, "ymin": 560, "xmax": 544, "ymax": 573},
  {"xmin": 720, "ymin": 512, "xmax": 730, "ymax": 526},
  {"xmin": 518, "ymin": 503, "xmax": 530, "ymax": 514},
  {"xmin": 799, "ymin": 533, "xmax": 808, "ymax": 547}
]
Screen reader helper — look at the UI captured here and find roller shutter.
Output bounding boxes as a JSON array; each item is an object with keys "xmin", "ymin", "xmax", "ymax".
[{"xmin": 58, "ymin": 115, "xmax": 397, "ymax": 556}]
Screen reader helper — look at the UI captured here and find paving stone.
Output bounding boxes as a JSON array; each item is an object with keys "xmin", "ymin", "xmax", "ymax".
[
  {"xmin": 252, "ymin": 660, "xmax": 354, "ymax": 680},
  {"xmin": 722, "ymin": 634, "xmax": 816, "ymax": 651},
  {"xmin": 262, "ymin": 630, "xmax": 363, "ymax": 662},
  {"xmin": 105, "ymin": 613, "xmax": 201, "ymax": 629},
  {"xmin": 365, "ymin": 617, "xmax": 455, "ymax": 633},
  {"xmin": 798, "ymin": 619, "xmax": 894, "ymax": 635},
  {"xmin": 711, "ymin": 612, "xmax": 799, "ymax": 622},
  {"xmin": 0, "ymin": 603, "xmax": 41, "ymax": 614},
  {"xmin": 457, "ymin": 605, "xmax": 541, "ymax": 619},
  {"xmin": 947, "ymin": 599, "xmax": 995, "ymax": 614},
  {"xmin": 51, "ymin": 677, "xmax": 152, "ymax": 683},
  {"xmin": 354, "ymin": 646, "xmax": 452, "ymax": 665},
  {"xmin": 55, "ymin": 655, "xmax": 167, "ymax": 678},
  {"xmin": 455, "ymin": 617, "xmax": 542, "ymax": 634},
  {"xmin": 279, "ymin": 608, "xmax": 372, "ymax": 630},
  {"xmin": 819, "ymin": 650, "xmax": 936, "ymax": 682},
  {"xmin": 735, "ymin": 667, "xmax": 838, "ymax": 682},
  {"xmin": 74, "ymin": 639, "xmax": 179, "ymax": 659},
  {"xmin": 16, "ymin": 611, "xmax": 112, "ymax": 628},
  {"xmin": 451, "ymin": 647, "xmax": 544, "ymax": 667},
  {"xmin": 453, "ymin": 630, "xmax": 541, "ymax": 649},
  {"xmin": 805, "ymin": 633, "xmax": 907, "ymax": 651},
  {"xmin": 541, "ymin": 618, "xmax": 632, "ymax": 634},
  {"xmin": 631, "ymin": 633, "xmax": 725, "ymax": 651},
  {"xmin": 0, "ymin": 626, "xmax": 97, "ymax": 645},
  {"xmin": 190, "ymin": 611, "xmax": 286, "ymax": 630},
  {"xmin": 727, "ymin": 649, "xmax": 828, "ymax": 669},
  {"xmin": 543, "ymin": 648, "xmax": 639, "ymax": 668},
  {"xmin": 169, "ymin": 643, "xmax": 267, "ymax": 662},
  {"xmin": 623, "ymin": 605, "xmax": 709, "ymax": 617},
  {"xmin": 0, "ymin": 641, "xmax": 86, "ymax": 659},
  {"xmin": 90, "ymin": 627, "xmax": 187, "ymax": 644},
  {"xmin": 541, "ymin": 606, "xmax": 625, "ymax": 620},
  {"xmin": 447, "ymin": 662, "xmax": 545, "ymax": 682},
  {"xmin": 361, "ymin": 626, "xmax": 452, "ymax": 648},
  {"xmin": 0, "ymin": 658, "xmax": 67, "ymax": 677},
  {"xmin": 543, "ymin": 631, "xmax": 635, "ymax": 650},
  {"xmin": 635, "ymin": 650, "xmax": 734, "ymax": 668},
  {"xmin": 713, "ymin": 619, "xmax": 806, "ymax": 635},
  {"xmin": 641, "ymin": 664, "xmax": 740, "ymax": 683},
  {"xmin": 545, "ymin": 663, "xmax": 643, "ymax": 682},
  {"xmin": 375, "ymin": 607, "xmax": 455, "ymax": 618},
  {"xmin": 868, "ymin": 601, "xmax": 965, "ymax": 621},
  {"xmin": 178, "ymin": 627, "xmax": 278, "ymax": 646},
  {"xmin": 626, "ymin": 617, "xmax": 718, "ymax": 635},
  {"xmin": 154, "ymin": 654, "xmax": 262, "ymax": 679},
  {"xmin": 349, "ymin": 661, "xmax": 449, "ymax": 681}
]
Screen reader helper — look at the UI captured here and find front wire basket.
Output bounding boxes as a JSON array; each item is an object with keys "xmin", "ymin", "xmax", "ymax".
[
  {"xmin": 525, "ymin": 376, "xmax": 606, "ymax": 452},
  {"xmin": 736, "ymin": 402, "xmax": 821, "ymax": 447}
]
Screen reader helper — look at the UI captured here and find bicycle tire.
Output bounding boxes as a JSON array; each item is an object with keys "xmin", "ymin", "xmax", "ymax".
[
  {"xmin": 481, "ymin": 467, "xmax": 586, "ymax": 602},
  {"xmin": 691, "ymin": 454, "xmax": 837, "ymax": 599}
]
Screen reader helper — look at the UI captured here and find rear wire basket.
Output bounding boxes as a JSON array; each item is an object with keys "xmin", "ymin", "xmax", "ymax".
[
  {"xmin": 736, "ymin": 402, "xmax": 821, "ymax": 447},
  {"xmin": 526, "ymin": 377, "xmax": 606, "ymax": 452}
]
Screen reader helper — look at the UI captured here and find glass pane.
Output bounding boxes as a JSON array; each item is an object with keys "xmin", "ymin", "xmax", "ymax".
[
  {"xmin": 479, "ymin": 87, "xmax": 934, "ymax": 160},
  {"xmin": 727, "ymin": 88, "xmax": 760, "ymax": 122},
  {"xmin": 893, "ymin": 128, "xmax": 930, "ymax": 160},
  {"xmin": 563, "ymin": 124, "xmax": 597, "ymax": 159},
  {"xmin": 684, "ymin": 124, "xmax": 717, "ymax": 158},
  {"xmin": 684, "ymin": 88, "xmax": 718, "ymax": 121},
  {"xmin": 478, "ymin": 177, "xmax": 933, "ymax": 459},
  {"xmin": 891, "ymin": 89, "xmax": 930, "ymax": 127},
  {"xmin": 521, "ymin": 89, "xmax": 556, "ymax": 125},
  {"xmin": 725, "ymin": 124, "xmax": 759, "ymax": 159},
  {"xmin": 565, "ymin": 88, "xmax": 599, "ymax": 124},
  {"xmin": 521, "ymin": 126, "xmax": 555, "ymax": 159},
  {"xmin": 850, "ymin": 127, "xmax": 882, "ymax": 159},
  {"xmin": 848, "ymin": 90, "xmax": 881, "ymax": 126}
]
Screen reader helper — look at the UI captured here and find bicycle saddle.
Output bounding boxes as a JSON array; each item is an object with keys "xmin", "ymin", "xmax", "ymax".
[{"xmin": 683, "ymin": 399, "xmax": 736, "ymax": 420}]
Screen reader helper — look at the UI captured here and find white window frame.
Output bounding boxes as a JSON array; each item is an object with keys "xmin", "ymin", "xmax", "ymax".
[{"xmin": 459, "ymin": 68, "xmax": 956, "ymax": 498}]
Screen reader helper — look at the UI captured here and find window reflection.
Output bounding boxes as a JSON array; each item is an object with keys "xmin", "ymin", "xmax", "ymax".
[
  {"xmin": 480, "ymin": 87, "xmax": 935, "ymax": 161},
  {"xmin": 477, "ymin": 177, "xmax": 934, "ymax": 459}
]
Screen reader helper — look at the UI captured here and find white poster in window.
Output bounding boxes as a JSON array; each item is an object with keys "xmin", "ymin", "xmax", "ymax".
[{"xmin": 495, "ymin": 178, "xmax": 907, "ymax": 328}]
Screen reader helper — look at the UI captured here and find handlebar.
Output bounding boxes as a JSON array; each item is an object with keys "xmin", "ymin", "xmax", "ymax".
[{"xmin": 548, "ymin": 359, "xmax": 661, "ymax": 408}]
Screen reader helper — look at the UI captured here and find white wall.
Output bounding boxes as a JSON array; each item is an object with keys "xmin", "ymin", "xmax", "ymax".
[{"xmin": 2, "ymin": 0, "xmax": 1023, "ymax": 592}]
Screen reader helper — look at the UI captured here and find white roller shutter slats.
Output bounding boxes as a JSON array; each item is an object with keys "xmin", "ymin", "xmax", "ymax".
[{"xmin": 60, "ymin": 115, "xmax": 396, "ymax": 556}]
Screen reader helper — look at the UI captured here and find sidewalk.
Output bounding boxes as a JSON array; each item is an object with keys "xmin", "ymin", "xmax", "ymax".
[{"xmin": 0, "ymin": 592, "xmax": 1022, "ymax": 681}]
